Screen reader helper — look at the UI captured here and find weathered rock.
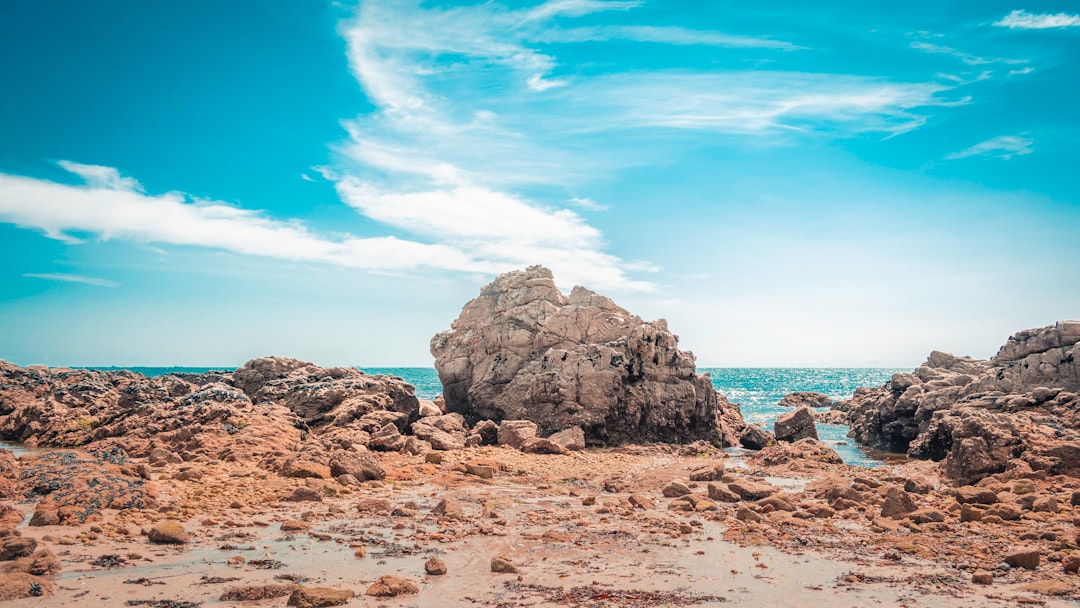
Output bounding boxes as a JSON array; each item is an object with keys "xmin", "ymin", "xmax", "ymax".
[
  {"xmin": 465, "ymin": 463, "xmax": 496, "ymax": 479},
  {"xmin": 147, "ymin": 522, "xmax": 189, "ymax": 544},
  {"xmin": 845, "ymin": 322, "xmax": 1080, "ymax": 484},
  {"xmin": 328, "ymin": 450, "xmax": 385, "ymax": 481},
  {"xmin": 548, "ymin": 426, "xmax": 586, "ymax": 451},
  {"xmin": 739, "ymin": 424, "xmax": 773, "ymax": 450},
  {"xmin": 661, "ymin": 481, "xmax": 692, "ymax": 498},
  {"xmin": 773, "ymin": 407, "xmax": 818, "ymax": 443},
  {"xmin": 288, "ymin": 586, "xmax": 356, "ymax": 606},
  {"xmin": 497, "ymin": 420, "xmax": 538, "ymax": 449},
  {"xmin": 0, "ymin": 536, "xmax": 37, "ymax": 561},
  {"xmin": 520, "ymin": 437, "xmax": 571, "ymax": 455},
  {"xmin": 1004, "ymin": 548, "xmax": 1041, "ymax": 569},
  {"xmin": 971, "ymin": 570, "xmax": 993, "ymax": 585},
  {"xmin": 470, "ymin": 420, "xmax": 499, "ymax": 445},
  {"xmin": 425, "ymin": 557, "xmax": 447, "ymax": 575},
  {"xmin": 726, "ymin": 479, "xmax": 776, "ymax": 501},
  {"xmin": 954, "ymin": 486, "xmax": 998, "ymax": 505},
  {"xmin": 365, "ymin": 575, "xmax": 418, "ymax": 597},
  {"xmin": 221, "ymin": 584, "xmax": 297, "ymax": 601},
  {"xmin": 689, "ymin": 463, "xmax": 725, "ymax": 482},
  {"xmin": 430, "ymin": 267, "xmax": 743, "ymax": 446},
  {"xmin": 881, "ymin": 486, "xmax": 918, "ymax": 518},
  {"xmin": 431, "ymin": 497, "xmax": 465, "ymax": 519},
  {"xmin": 706, "ymin": 483, "xmax": 740, "ymax": 502},
  {"xmin": 490, "ymin": 554, "xmax": 518, "ymax": 573},
  {"xmin": 0, "ymin": 572, "xmax": 56, "ymax": 601},
  {"xmin": 778, "ymin": 392, "xmax": 832, "ymax": 409},
  {"xmin": 27, "ymin": 510, "xmax": 59, "ymax": 527}
]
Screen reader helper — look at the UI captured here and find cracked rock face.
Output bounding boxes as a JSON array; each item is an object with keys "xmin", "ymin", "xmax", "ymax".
[
  {"xmin": 430, "ymin": 266, "xmax": 743, "ymax": 446},
  {"xmin": 843, "ymin": 321, "xmax": 1080, "ymax": 485}
]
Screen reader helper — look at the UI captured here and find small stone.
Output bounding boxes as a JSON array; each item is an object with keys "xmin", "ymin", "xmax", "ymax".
[
  {"xmin": 288, "ymin": 586, "xmax": 356, "ymax": 606},
  {"xmin": 353, "ymin": 546, "xmax": 367, "ymax": 558},
  {"xmin": 491, "ymin": 554, "xmax": 518, "ymax": 573},
  {"xmin": 662, "ymin": 481, "xmax": 692, "ymax": 498},
  {"xmin": 365, "ymin": 575, "xmax": 418, "ymax": 597},
  {"xmin": 280, "ymin": 520, "xmax": 311, "ymax": 532},
  {"xmin": 147, "ymin": 522, "xmax": 189, "ymax": 545},
  {"xmin": 425, "ymin": 557, "xmax": 447, "ymax": 575},
  {"xmin": 1005, "ymin": 548, "xmax": 1041, "ymax": 570},
  {"xmin": 971, "ymin": 570, "xmax": 993, "ymax": 585},
  {"xmin": 465, "ymin": 463, "xmax": 495, "ymax": 479},
  {"xmin": 629, "ymin": 494, "xmax": 655, "ymax": 510}
]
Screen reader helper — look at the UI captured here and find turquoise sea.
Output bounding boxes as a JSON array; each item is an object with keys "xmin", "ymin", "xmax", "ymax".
[{"xmin": 93, "ymin": 366, "xmax": 902, "ymax": 466}]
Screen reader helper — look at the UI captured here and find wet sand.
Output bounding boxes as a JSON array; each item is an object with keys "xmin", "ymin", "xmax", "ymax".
[{"xmin": 9, "ymin": 446, "xmax": 1080, "ymax": 607}]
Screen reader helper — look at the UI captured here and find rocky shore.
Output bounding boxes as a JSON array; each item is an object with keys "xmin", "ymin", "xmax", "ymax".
[{"xmin": 1, "ymin": 268, "xmax": 1079, "ymax": 606}]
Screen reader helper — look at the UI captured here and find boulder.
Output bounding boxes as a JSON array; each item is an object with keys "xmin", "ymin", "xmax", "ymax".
[
  {"xmin": 773, "ymin": 408, "xmax": 818, "ymax": 443},
  {"xmin": 490, "ymin": 554, "xmax": 518, "ymax": 573},
  {"xmin": 430, "ymin": 267, "xmax": 743, "ymax": 446},
  {"xmin": 739, "ymin": 424, "xmax": 773, "ymax": 450},
  {"xmin": 425, "ymin": 557, "xmax": 448, "ymax": 575},
  {"xmin": 1004, "ymin": 548, "xmax": 1041, "ymax": 570},
  {"xmin": 147, "ymin": 522, "xmax": 189, "ymax": 545},
  {"xmin": 548, "ymin": 426, "xmax": 586, "ymax": 451}
]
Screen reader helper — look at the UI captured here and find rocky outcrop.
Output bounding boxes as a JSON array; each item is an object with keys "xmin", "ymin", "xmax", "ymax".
[
  {"xmin": 773, "ymin": 408, "xmax": 818, "ymax": 442},
  {"xmin": 430, "ymin": 266, "xmax": 743, "ymax": 446},
  {"xmin": 845, "ymin": 321, "xmax": 1080, "ymax": 485},
  {"xmin": 778, "ymin": 392, "xmax": 831, "ymax": 409},
  {"xmin": 0, "ymin": 357, "xmax": 421, "ymax": 478}
]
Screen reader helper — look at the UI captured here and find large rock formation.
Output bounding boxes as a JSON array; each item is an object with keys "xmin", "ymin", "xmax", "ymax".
[
  {"xmin": 430, "ymin": 266, "xmax": 743, "ymax": 446},
  {"xmin": 844, "ymin": 321, "xmax": 1080, "ymax": 484}
]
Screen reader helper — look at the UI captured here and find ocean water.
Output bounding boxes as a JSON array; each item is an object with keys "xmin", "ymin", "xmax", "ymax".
[{"xmin": 86, "ymin": 365, "xmax": 903, "ymax": 466}]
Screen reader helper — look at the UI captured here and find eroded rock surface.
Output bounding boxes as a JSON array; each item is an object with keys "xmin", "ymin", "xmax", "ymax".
[
  {"xmin": 843, "ymin": 321, "xmax": 1080, "ymax": 484},
  {"xmin": 430, "ymin": 266, "xmax": 743, "ymax": 446}
]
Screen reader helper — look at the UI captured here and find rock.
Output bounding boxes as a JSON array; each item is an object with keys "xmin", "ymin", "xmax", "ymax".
[
  {"xmin": 629, "ymin": 494, "xmax": 655, "ymax": 510},
  {"xmin": 221, "ymin": 584, "xmax": 297, "ymax": 601},
  {"xmin": 706, "ymin": 483, "xmax": 740, "ymax": 502},
  {"xmin": 412, "ymin": 416, "xmax": 468, "ymax": 451},
  {"xmin": 520, "ymin": 437, "xmax": 571, "ymax": 455},
  {"xmin": 752, "ymin": 437, "xmax": 842, "ymax": 466},
  {"xmin": 425, "ymin": 557, "xmax": 447, "ymax": 575},
  {"xmin": 1063, "ymin": 554, "xmax": 1080, "ymax": 573},
  {"xmin": 280, "ymin": 520, "xmax": 311, "ymax": 532},
  {"xmin": 959, "ymin": 504, "xmax": 984, "ymax": 522},
  {"xmin": 430, "ymin": 266, "xmax": 743, "ymax": 446},
  {"xmin": 0, "ymin": 572, "xmax": 56, "ymax": 600},
  {"xmin": 971, "ymin": 570, "xmax": 993, "ymax": 585},
  {"xmin": 283, "ymin": 487, "xmax": 323, "ymax": 502},
  {"xmin": 844, "ymin": 321, "xmax": 1080, "ymax": 484},
  {"xmin": 739, "ymin": 424, "xmax": 774, "ymax": 450},
  {"xmin": 881, "ymin": 486, "xmax": 918, "ymax": 518},
  {"xmin": 0, "ymin": 537, "xmax": 37, "ymax": 561},
  {"xmin": 147, "ymin": 522, "xmax": 189, "ymax": 545},
  {"xmin": 726, "ymin": 479, "xmax": 777, "ymax": 501},
  {"xmin": 954, "ymin": 486, "xmax": 998, "ymax": 505},
  {"xmin": 689, "ymin": 463, "xmax": 724, "ymax": 482},
  {"xmin": 984, "ymin": 503, "xmax": 1021, "ymax": 521},
  {"xmin": 661, "ymin": 481, "xmax": 692, "ymax": 497},
  {"xmin": 490, "ymin": 554, "xmax": 518, "ymax": 573},
  {"xmin": 773, "ymin": 407, "xmax": 818, "ymax": 443},
  {"xmin": 548, "ymin": 426, "xmax": 586, "ymax": 451},
  {"xmin": 735, "ymin": 505, "xmax": 762, "ymax": 522},
  {"xmin": 369, "ymin": 423, "xmax": 406, "ymax": 452},
  {"xmin": 470, "ymin": 420, "xmax": 499, "ymax": 445},
  {"xmin": 465, "ymin": 463, "xmax": 495, "ymax": 479},
  {"xmin": 497, "ymin": 420, "xmax": 538, "ymax": 449},
  {"xmin": 778, "ymin": 392, "xmax": 832, "ymax": 409},
  {"xmin": 356, "ymin": 498, "xmax": 392, "ymax": 513},
  {"xmin": 28, "ymin": 510, "xmax": 59, "ymax": 527},
  {"xmin": 1004, "ymin": 548, "xmax": 1041, "ymax": 569},
  {"xmin": 431, "ymin": 497, "xmax": 465, "ymax": 519},
  {"xmin": 288, "ymin": 586, "xmax": 356, "ymax": 606},
  {"xmin": 328, "ymin": 450, "xmax": 385, "ymax": 481},
  {"xmin": 364, "ymin": 575, "xmax": 418, "ymax": 597}
]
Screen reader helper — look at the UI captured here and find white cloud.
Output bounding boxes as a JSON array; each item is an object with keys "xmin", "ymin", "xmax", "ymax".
[
  {"xmin": 56, "ymin": 161, "xmax": 143, "ymax": 192},
  {"xmin": 522, "ymin": 0, "xmax": 641, "ymax": 22},
  {"xmin": 945, "ymin": 135, "xmax": 1034, "ymax": 160},
  {"xmin": 22, "ymin": 273, "xmax": 119, "ymax": 288},
  {"xmin": 994, "ymin": 9, "xmax": 1080, "ymax": 29},
  {"xmin": 910, "ymin": 41, "xmax": 1027, "ymax": 67},
  {"xmin": 0, "ymin": 164, "xmax": 484, "ymax": 274},
  {"xmin": 1008, "ymin": 66, "xmax": 1035, "ymax": 76}
]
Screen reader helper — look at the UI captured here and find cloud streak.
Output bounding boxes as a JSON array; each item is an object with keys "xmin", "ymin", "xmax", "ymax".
[
  {"xmin": 22, "ymin": 273, "xmax": 119, "ymax": 288},
  {"xmin": 994, "ymin": 10, "xmax": 1080, "ymax": 29},
  {"xmin": 945, "ymin": 135, "xmax": 1034, "ymax": 160}
]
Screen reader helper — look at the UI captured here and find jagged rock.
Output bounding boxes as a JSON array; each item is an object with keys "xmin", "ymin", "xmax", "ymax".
[
  {"xmin": 689, "ymin": 463, "xmax": 724, "ymax": 482},
  {"xmin": 778, "ymin": 392, "xmax": 832, "ymax": 408},
  {"xmin": 520, "ymin": 437, "xmax": 570, "ymax": 455},
  {"xmin": 880, "ymin": 486, "xmax": 917, "ymax": 518},
  {"xmin": 221, "ymin": 584, "xmax": 297, "ymax": 601},
  {"xmin": 289, "ymin": 586, "xmax": 356, "ymax": 606},
  {"xmin": 470, "ymin": 420, "xmax": 499, "ymax": 445},
  {"xmin": 774, "ymin": 407, "xmax": 818, "ymax": 443},
  {"xmin": 845, "ymin": 321, "xmax": 1080, "ymax": 485},
  {"xmin": 430, "ymin": 267, "xmax": 743, "ymax": 446},
  {"xmin": 739, "ymin": 424, "xmax": 773, "ymax": 450}
]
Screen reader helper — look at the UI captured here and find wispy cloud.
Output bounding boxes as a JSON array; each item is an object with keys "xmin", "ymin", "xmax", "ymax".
[
  {"xmin": 569, "ymin": 197, "xmax": 608, "ymax": 211},
  {"xmin": 534, "ymin": 25, "xmax": 802, "ymax": 49},
  {"xmin": 945, "ymin": 135, "xmax": 1034, "ymax": 160},
  {"xmin": 910, "ymin": 41, "xmax": 1027, "ymax": 67},
  {"xmin": 22, "ymin": 273, "xmax": 119, "ymax": 288},
  {"xmin": 994, "ymin": 10, "xmax": 1080, "ymax": 30}
]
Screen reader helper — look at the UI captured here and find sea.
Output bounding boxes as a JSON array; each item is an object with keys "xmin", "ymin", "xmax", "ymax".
[{"xmin": 86, "ymin": 366, "xmax": 904, "ymax": 467}]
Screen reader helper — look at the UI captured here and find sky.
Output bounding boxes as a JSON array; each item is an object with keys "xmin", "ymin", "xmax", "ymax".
[{"xmin": 0, "ymin": 0, "xmax": 1078, "ymax": 368}]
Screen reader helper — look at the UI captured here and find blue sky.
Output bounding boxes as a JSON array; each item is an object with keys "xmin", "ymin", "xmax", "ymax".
[{"xmin": 1, "ymin": 0, "xmax": 1077, "ymax": 367}]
